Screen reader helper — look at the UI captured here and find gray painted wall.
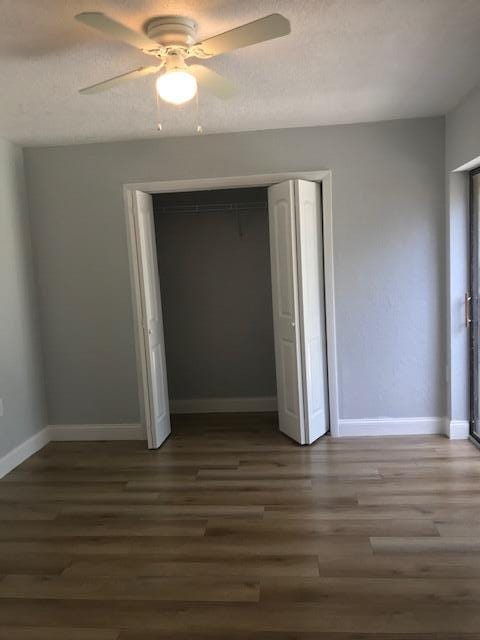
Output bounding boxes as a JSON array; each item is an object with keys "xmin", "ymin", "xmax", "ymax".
[
  {"xmin": 153, "ymin": 188, "xmax": 276, "ymax": 400},
  {"xmin": 24, "ymin": 117, "xmax": 445, "ymax": 425},
  {"xmin": 0, "ymin": 139, "xmax": 45, "ymax": 455}
]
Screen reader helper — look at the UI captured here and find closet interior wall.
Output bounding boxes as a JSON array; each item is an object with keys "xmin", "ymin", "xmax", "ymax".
[{"xmin": 152, "ymin": 187, "xmax": 277, "ymax": 409}]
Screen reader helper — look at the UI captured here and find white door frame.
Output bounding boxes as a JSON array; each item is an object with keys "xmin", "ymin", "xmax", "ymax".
[{"xmin": 123, "ymin": 170, "xmax": 340, "ymax": 438}]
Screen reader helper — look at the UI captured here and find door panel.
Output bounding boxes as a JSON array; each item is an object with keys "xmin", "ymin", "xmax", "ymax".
[
  {"xmin": 281, "ymin": 338, "xmax": 301, "ymax": 418},
  {"xmin": 268, "ymin": 181, "xmax": 305, "ymax": 443},
  {"xmin": 150, "ymin": 344, "xmax": 168, "ymax": 421},
  {"xmin": 276, "ymin": 202, "xmax": 295, "ymax": 318},
  {"xmin": 307, "ymin": 336, "xmax": 324, "ymax": 415},
  {"xmin": 268, "ymin": 180, "xmax": 329, "ymax": 445},
  {"xmin": 134, "ymin": 191, "xmax": 171, "ymax": 449},
  {"xmin": 295, "ymin": 180, "xmax": 329, "ymax": 443}
]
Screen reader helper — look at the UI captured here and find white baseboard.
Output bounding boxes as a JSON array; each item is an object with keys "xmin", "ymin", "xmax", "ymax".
[
  {"xmin": 338, "ymin": 417, "xmax": 444, "ymax": 437},
  {"xmin": 0, "ymin": 427, "xmax": 50, "ymax": 479},
  {"xmin": 170, "ymin": 396, "xmax": 278, "ymax": 414},
  {"xmin": 446, "ymin": 419, "xmax": 470, "ymax": 440},
  {"xmin": 47, "ymin": 423, "xmax": 145, "ymax": 441}
]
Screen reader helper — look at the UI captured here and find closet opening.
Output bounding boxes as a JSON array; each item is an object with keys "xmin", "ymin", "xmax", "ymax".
[
  {"xmin": 125, "ymin": 171, "xmax": 338, "ymax": 448},
  {"xmin": 152, "ymin": 186, "xmax": 277, "ymax": 433}
]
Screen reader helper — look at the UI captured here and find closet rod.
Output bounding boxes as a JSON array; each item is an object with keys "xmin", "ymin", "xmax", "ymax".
[{"xmin": 156, "ymin": 201, "xmax": 268, "ymax": 215}]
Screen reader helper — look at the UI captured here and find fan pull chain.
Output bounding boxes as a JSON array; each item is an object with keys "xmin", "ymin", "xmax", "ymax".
[
  {"xmin": 155, "ymin": 82, "xmax": 163, "ymax": 133},
  {"xmin": 195, "ymin": 92, "xmax": 203, "ymax": 135}
]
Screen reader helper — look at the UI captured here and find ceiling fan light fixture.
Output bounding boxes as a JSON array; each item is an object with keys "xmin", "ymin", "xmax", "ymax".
[{"xmin": 156, "ymin": 68, "xmax": 197, "ymax": 105}]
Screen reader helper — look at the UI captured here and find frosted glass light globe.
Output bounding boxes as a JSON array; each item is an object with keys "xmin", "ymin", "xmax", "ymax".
[{"xmin": 156, "ymin": 70, "xmax": 197, "ymax": 105}]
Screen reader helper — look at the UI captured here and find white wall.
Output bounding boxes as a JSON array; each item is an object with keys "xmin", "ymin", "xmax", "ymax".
[
  {"xmin": 24, "ymin": 117, "xmax": 445, "ymax": 428},
  {"xmin": 0, "ymin": 138, "xmax": 45, "ymax": 458}
]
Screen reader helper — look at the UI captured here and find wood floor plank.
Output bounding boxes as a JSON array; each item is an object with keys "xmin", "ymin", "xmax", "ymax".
[
  {"xmin": 205, "ymin": 517, "xmax": 438, "ymax": 537},
  {"xmin": 0, "ymin": 488, "xmax": 161, "ymax": 504},
  {"xmin": 359, "ymin": 493, "xmax": 480, "ymax": 506},
  {"xmin": 21, "ymin": 453, "xmax": 241, "ymax": 469},
  {"xmin": 126, "ymin": 478, "xmax": 313, "ymax": 490},
  {"xmin": 263, "ymin": 504, "xmax": 438, "ymax": 519},
  {"xmin": 0, "ymin": 519, "xmax": 207, "ymax": 539},
  {"xmin": 197, "ymin": 464, "xmax": 381, "ymax": 479},
  {"xmin": 0, "ymin": 575, "xmax": 259, "ymax": 602},
  {"xmin": 0, "ymin": 553, "xmax": 72, "ymax": 576},
  {"xmin": 435, "ymin": 522, "xmax": 480, "ymax": 536},
  {"xmin": 64, "ymin": 555, "xmax": 321, "ymax": 578},
  {"xmin": 58, "ymin": 504, "xmax": 265, "ymax": 519},
  {"xmin": 339, "ymin": 479, "xmax": 480, "ymax": 494},
  {"xmin": 117, "ymin": 633, "xmax": 480, "ymax": 640},
  {"xmin": 0, "ymin": 534, "xmax": 373, "ymax": 558},
  {"xmin": 370, "ymin": 536, "xmax": 480, "ymax": 554},
  {"xmin": 259, "ymin": 575, "xmax": 480, "ymax": 603},
  {"xmin": 0, "ymin": 504, "xmax": 59, "ymax": 520},
  {"xmin": 1, "ymin": 470, "xmax": 197, "ymax": 484},
  {"xmin": 316, "ymin": 553, "xmax": 480, "ymax": 578},
  {"xmin": 2, "ymin": 599, "xmax": 480, "ymax": 634},
  {"xmin": 0, "ymin": 628, "xmax": 119, "ymax": 640}
]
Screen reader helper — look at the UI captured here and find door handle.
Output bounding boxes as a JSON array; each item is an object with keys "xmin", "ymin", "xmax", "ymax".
[
  {"xmin": 465, "ymin": 293, "xmax": 472, "ymax": 328},
  {"xmin": 291, "ymin": 321, "xmax": 296, "ymax": 328}
]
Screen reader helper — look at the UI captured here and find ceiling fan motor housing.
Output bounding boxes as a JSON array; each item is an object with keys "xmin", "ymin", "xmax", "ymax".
[{"xmin": 144, "ymin": 16, "xmax": 198, "ymax": 48}]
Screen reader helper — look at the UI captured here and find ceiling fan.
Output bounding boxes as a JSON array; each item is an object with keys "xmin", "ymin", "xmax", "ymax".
[{"xmin": 75, "ymin": 12, "xmax": 291, "ymax": 105}]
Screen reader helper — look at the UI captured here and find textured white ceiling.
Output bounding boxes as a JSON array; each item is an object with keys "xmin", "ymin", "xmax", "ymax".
[{"xmin": 2, "ymin": 0, "xmax": 480, "ymax": 146}]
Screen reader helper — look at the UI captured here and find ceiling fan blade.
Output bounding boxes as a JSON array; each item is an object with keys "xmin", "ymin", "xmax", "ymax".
[
  {"xmin": 79, "ymin": 65, "xmax": 162, "ymax": 94},
  {"xmin": 189, "ymin": 65, "xmax": 236, "ymax": 99},
  {"xmin": 195, "ymin": 14, "xmax": 290, "ymax": 57},
  {"xmin": 75, "ymin": 12, "xmax": 159, "ymax": 53}
]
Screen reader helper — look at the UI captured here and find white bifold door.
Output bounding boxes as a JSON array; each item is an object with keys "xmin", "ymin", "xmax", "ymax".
[
  {"xmin": 133, "ymin": 191, "xmax": 171, "ymax": 449},
  {"xmin": 268, "ymin": 180, "xmax": 329, "ymax": 445},
  {"xmin": 131, "ymin": 181, "xmax": 327, "ymax": 450}
]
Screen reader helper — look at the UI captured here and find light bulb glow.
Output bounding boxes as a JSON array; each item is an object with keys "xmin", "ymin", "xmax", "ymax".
[{"xmin": 156, "ymin": 69, "xmax": 197, "ymax": 105}]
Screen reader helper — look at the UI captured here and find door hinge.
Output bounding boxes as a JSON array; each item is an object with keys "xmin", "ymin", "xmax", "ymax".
[{"xmin": 465, "ymin": 292, "xmax": 472, "ymax": 328}]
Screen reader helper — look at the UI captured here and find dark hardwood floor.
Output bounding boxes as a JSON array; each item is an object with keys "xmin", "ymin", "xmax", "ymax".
[{"xmin": 1, "ymin": 412, "xmax": 480, "ymax": 638}]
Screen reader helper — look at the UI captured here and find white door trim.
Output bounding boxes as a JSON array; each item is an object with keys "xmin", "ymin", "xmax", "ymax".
[{"xmin": 123, "ymin": 170, "xmax": 340, "ymax": 438}]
